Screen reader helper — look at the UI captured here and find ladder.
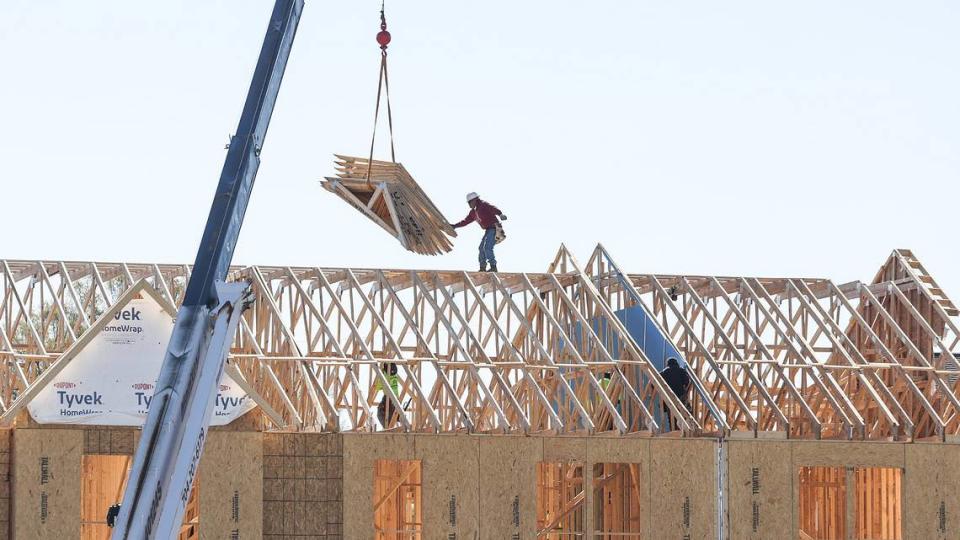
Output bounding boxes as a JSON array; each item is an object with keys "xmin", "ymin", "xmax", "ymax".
[
  {"xmin": 111, "ymin": 2, "xmax": 304, "ymax": 537},
  {"xmin": 894, "ymin": 248, "xmax": 960, "ymax": 317}
]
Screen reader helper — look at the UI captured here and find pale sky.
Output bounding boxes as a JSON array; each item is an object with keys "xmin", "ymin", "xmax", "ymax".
[{"xmin": 2, "ymin": 1, "xmax": 958, "ymax": 296}]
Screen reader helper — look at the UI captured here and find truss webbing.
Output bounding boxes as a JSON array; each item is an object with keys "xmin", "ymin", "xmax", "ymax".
[{"xmin": 1, "ymin": 247, "xmax": 959, "ymax": 441}]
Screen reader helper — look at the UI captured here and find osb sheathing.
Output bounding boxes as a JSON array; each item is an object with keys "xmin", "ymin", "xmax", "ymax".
[
  {"xmin": 12, "ymin": 429, "xmax": 83, "ymax": 540},
  {"xmin": 199, "ymin": 431, "xmax": 262, "ymax": 540},
  {"xmin": 2, "ymin": 428, "xmax": 956, "ymax": 540},
  {"xmin": 0, "ymin": 429, "xmax": 11, "ymax": 540},
  {"xmin": 9, "ymin": 427, "xmax": 268, "ymax": 540},
  {"xmin": 15, "ymin": 411, "xmax": 139, "ymax": 457},
  {"xmin": 478, "ymin": 435, "xmax": 542, "ymax": 539},
  {"xmin": 725, "ymin": 440, "xmax": 793, "ymax": 540},
  {"xmin": 903, "ymin": 443, "xmax": 959, "ymax": 539},
  {"xmin": 415, "ymin": 435, "xmax": 480, "ymax": 539},
  {"xmin": 83, "ymin": 428, "xmax": 136, "ymax": 455},
  {"xmin": 343, "ymin": 434, "xmax": 718, "ymax": 539},
  {"xmin": 341, "ymin": 434, "xmax": 578, "ymax": 538},
  {"xmin": 263, "ymin": 432, "xmax": 343, "ymax": 539},
  {"xmin": 650, "ymin": 438, "xmax": 717, "ymax": 540},
  {"xmin": 342, "ymin": 433, "xmax": 416, "ymax": 539}
]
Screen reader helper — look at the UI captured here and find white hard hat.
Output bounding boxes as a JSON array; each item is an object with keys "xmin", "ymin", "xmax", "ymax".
[{"xmin": 466, "ymin": 192, "xmax": 479, "ymax": 202}]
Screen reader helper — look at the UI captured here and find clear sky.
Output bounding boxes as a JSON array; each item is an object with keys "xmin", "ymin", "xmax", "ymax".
[{"xmin": 2, "ymin": 1, "xmax": 958, "ymax": 295}]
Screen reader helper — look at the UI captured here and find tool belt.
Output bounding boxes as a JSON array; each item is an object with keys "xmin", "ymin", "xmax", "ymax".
[{"xmin": 494, "ymin": 222, "xmax": 506, "ymax": 244}]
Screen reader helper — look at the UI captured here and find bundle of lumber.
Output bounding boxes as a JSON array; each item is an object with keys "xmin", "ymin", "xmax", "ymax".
[{"xmin": 321, "ymin": 155, "xmax": 457, "ymax": 255}]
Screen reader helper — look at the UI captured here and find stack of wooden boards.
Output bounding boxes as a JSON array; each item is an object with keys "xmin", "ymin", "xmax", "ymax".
[{"xmin": 321, "ymin": 155, "xmax": 457, "ymax": 255}]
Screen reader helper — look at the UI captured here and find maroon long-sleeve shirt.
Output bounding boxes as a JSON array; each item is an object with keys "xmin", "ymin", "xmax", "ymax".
[{"xmin": 453, "ymin": 199, "xmax": 503, "ymax": 230}]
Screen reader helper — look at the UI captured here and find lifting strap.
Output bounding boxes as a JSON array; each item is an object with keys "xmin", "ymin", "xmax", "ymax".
[{"xmin": 367, "ymin": 3, "xmax": 396, "ymax": 184}]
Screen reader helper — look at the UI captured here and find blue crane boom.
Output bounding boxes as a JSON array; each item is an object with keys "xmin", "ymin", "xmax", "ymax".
[{"xmin": 111, "ymin": 1, "xmax": 304, "ymax": 537}]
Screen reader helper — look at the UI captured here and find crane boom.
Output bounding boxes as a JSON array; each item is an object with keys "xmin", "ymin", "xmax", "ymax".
[{"xmin": 111, "ymin": 1, "xmax": 304, "ymax": 537}]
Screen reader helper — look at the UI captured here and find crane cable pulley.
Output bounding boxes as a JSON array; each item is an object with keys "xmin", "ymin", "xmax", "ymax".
[{"xmin": 366, "ymin": 1, "xmax": 395, "ymax": 184}]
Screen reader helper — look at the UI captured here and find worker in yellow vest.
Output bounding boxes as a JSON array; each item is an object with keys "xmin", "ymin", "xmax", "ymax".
[
  {"xmin": 597, "ymin": 371, "xmax": 616, "ymax": 430},
  {"xmin": 375, "ymin": 362, "xmax": 401, "ymax": 428}
]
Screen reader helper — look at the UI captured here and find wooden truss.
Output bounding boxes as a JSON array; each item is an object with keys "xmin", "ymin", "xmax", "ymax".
[
  {"xmin": 320, "ymin": 155, "xmax": 456, "ymax": 255},
  {"xmin": 1, "ymin": 248, "xmax": 957, "ymax": 441}
]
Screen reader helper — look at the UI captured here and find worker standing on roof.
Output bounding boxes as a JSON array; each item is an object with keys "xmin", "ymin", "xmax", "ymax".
[
  {"xmin": 659, "ymin": 357, "xmax": 691, "ymax": 430},
  {"xmin": 451, "ymin": 192, "xmax": 507, "ymax": 272}
]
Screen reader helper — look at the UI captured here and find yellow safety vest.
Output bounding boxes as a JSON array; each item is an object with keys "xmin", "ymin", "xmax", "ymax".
[{"xmin": 375, "ymin": 374, "xmax": 400, "ymax": 397}]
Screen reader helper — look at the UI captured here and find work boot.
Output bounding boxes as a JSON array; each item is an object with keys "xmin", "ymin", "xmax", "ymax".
[
  {"xmin": 489, "ymin": 262, "xmax": 498, "ymax": 273},
  {"xmin": 479, "ymin": 262, "xmax": 487, "ymax": 272}
]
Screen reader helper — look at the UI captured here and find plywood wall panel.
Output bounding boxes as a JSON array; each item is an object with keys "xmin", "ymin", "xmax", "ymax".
[
  {"xmin": 199, "ymin": 431, "xmax": 262, "ymax": 540},
  {"xmin": 12, "ymin": 429, "xmax": 82, "ymax": 540},
  {"xmin": 791, "ymin": 441, "xmax": 905, "ymax": 468},
  {"xmin": 650, "ymin": 438, "xmax": 717, "ymax": 540},
  {"xmin": 725, "ymin": 440, "xmax": 792, "ymax": 540},
  {"xmin": 342, "ymin": 433, "xmax": 415, "ymax": 539},
  {"xmin": 904, "ymin": 443, "xmax": 960, "ymax": 540},
  {"xmin": 478, "ymin": 436, "xmax": 542, "ymax": 540},
  {"xmin": 82, "ymin": 428, "xmax": 136, "ymax": 455},
  {"xmin": 415, "ymin": 435, "xmax": 479, "ymax": 539},
  {"xmin": 586, "ymin": 437, "xmax": 649, "ymax": 464},
  {"xmin": 542, "ymin": 437, "xmax": 588, "ymax": 461},
  {"xmin": 263, "ymin": 433, "xmax": 342, "ymax": 539},
  {"xmin": 0, "ymin": 429, "xmax": 12, "ymax": 540}
]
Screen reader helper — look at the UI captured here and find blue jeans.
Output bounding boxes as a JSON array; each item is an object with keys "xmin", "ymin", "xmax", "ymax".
[{"xmin": 479, "ymin": 227, "xmax": 497, "ymax": 267}]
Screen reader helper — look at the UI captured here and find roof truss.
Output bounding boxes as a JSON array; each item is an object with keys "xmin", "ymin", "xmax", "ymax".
[{"xmin": 1, "ymin": 248, "xmax": 958, "ymax": 440}]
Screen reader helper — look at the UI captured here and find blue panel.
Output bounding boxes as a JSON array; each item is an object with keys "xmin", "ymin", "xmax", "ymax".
[
  {"xmin": 562, "ymin": 304, "xmax": 686, "ymax": 431},
  {"xmin": 566, "ymin": 304, "xmax": 697, "ymax": 431},
  {"xmin": 613, "ymin": 305, "xmax": 684, "ymax": 371}
]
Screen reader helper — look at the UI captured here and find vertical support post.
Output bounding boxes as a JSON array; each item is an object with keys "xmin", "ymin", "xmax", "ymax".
[{"xmin": 846, "ymin": 467, "xmax": 856, "ymax": 540}]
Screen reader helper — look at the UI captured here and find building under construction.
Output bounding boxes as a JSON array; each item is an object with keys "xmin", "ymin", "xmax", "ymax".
[{"xmin": 0, "ymin": 246, "xmax": 958, "ymax": 539}]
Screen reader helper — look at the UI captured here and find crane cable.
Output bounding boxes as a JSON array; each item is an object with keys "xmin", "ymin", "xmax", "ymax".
[{"xmin": 366, "ymin": 1, "xmax": 396, "ymax": 184}]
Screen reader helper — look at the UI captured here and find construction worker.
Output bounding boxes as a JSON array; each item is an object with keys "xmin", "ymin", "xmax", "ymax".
[
  {"xmin": 451, "ymin": 192, "xmax": 507, "ymax": 272},
  {"xmin": 596, "ymin": 371, "xmax": 615, "ymax": 430},
  {"xmin": 600, "ymin": 371, "xmax": 612, "ymax": 392},
  {"xmin": 106, "ymin": 503, "xmax": 121, "ymax": 527},
  {"xmin": 659, "ymin": 357, "xmax": 691, "ymax": 430},
  {"xmin": 375, "ymin": 362, "xmax": 401, "ymax": 428}
]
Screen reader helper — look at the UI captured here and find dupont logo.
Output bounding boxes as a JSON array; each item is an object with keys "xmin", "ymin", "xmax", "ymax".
[
  {"xmin": 131, "ymin": 383, "xmax": 154, "ymax": 391},
  {"xmin": 54, "ymin": 382, "xmax": 76, "ymax": 389}
]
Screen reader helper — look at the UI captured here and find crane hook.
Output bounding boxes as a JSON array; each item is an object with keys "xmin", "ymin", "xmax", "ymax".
[{"xmin": 376, "ymin": 4, "xmax": 391, "ymax": 50}]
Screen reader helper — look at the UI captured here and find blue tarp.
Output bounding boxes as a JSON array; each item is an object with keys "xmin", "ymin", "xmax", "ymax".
[
  {"xmin": 560, "ymin": 304, "xmax": 685, "ymax": 430},
  {"xmin": 612, "ymin": 305, "xmax": 684, "ymax": 371}
]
